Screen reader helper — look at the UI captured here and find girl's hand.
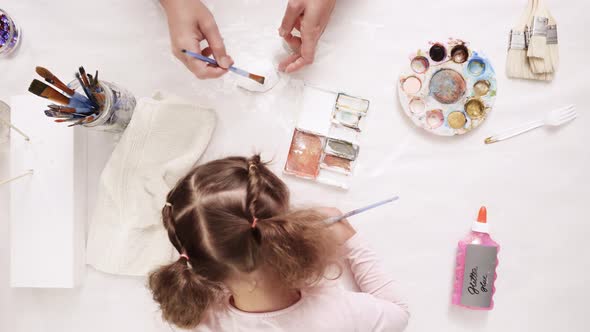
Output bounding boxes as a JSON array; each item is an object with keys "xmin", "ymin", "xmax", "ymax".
[
  {"xmin": 316, "ymin": 207, "xmax": 357, "ymax": 245},
  {"xmin": 278, "ymin": 0, "xmax": 337, "ymax": 73},
  {"xmin": 161, "ymin": 0, "xmax": 234, "ymax": 79}
]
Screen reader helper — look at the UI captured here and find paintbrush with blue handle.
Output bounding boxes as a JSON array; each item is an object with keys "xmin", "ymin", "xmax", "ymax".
[
  {"xmin": 324, "ymin": 196, "xmax": 399, "ymax": 225},
  {"xmin": 181, "ymin": 49, "xmax": 265, "ymax": 85}
]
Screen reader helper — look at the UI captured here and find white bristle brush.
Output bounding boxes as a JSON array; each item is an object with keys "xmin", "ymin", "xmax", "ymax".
[
  {"xmin": 506, "ymin": 0, "xmax": 552, "ymax": 81},
  {"xmin": 506, "ymin": 0, "xmax": 533, "ymax": 79},
  {"xmin": 546, "ymin": 7, "xmax": 559, "ymax": 72},
  {"xmin": 528, "ymin": 0, "xmax": 552, "ymax": 74}
]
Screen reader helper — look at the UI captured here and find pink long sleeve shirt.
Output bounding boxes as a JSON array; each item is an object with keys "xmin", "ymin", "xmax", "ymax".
[{"xmin": 193, "ymin": 234, "xmax": 410, "ymax": 331}]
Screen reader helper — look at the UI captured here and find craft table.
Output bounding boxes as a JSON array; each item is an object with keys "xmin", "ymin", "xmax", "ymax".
[{"xmin": 1, "ymin": 0, "xmax": 589, "ymax": 331}]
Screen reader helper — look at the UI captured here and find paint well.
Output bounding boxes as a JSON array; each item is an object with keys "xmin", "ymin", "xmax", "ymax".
[
  {"xmin": 429, "ymin": 44, "xmax": 446, "ymax": 62},
  {"xmin": 467, "ymin": 59, "xmax": 486, "ymax": 76},
  {"xmin": 426, "ymin": 109, "xmax": 444, "ymax": 129},
  {"xmin": 284, "ymin": 129, "xmax": 325, "ymax": 179},
  {"xmin": 321, "ymin": 154, "xmax": 352, "ymax": 174},
  {"xmin": 325, "ymin": 138, "xmax": 358, "ymax": 161},
  {"xmin": 402, "ymin": 76, "xmax": 422, "ymax": 94},
  {"xmin": 429, "ymin": 69, "xmax": 466, "ymax": 104},
  {"xmin": 333, "ymin": 109, "xmax": 362, "ymax": 130},
  {"xmin": 464, "ymin": 99, "xmax": 485, "ymax": 119},
  {"xmin": 474, "ymin": 80, "xmax": 490, "ymax": 96},
  {"xmin": 409, "ymin": 98, "xmax": 426, "ymax": 115},
  {"xmin": 447, "ymin": 111, "xmax": 467, "ymax": 129},
  {"xmin": 451, "ymin": 45, "xmax": 469, "ymax": 63},
  {"xmin": 336, "ymin": 94, "xmax": 369, "ymax": 113},
  {"xmin": 411, "ymin": 56, "xmax": 429, "ymax": 74}
]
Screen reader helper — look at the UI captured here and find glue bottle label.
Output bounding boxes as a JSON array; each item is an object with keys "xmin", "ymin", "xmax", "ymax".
[{"xmin": 460, "ymin": 244, "xmax": 498, "ymax": 308}]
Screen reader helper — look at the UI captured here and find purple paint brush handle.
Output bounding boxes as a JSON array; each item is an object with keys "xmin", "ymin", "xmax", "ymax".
[{"xmin": 324, "ymin": 196, "xmax": 399, "ymax": 225}]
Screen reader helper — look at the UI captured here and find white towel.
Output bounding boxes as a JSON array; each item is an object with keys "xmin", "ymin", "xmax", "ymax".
[{"xmin": 86, "ymin": 92, "xmax": 216, "ymax": 276}]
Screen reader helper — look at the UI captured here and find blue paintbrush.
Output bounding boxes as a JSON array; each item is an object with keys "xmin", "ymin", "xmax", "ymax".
[
  {"xmin": 181, "ymin": 49, "xmax": 265, "ymax": 85},
  {"xmin": 324, "ymin": 196, "xmax": 399, "ymax": 225}
]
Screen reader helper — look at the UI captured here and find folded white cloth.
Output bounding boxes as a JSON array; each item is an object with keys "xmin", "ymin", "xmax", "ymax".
[{"xmin": 86, "ymin": 92, "xmax": 216, "ymax": 276}]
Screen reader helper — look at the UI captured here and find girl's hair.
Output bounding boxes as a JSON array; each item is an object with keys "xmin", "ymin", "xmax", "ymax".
[{"xmin": 148, "ymin": 155, "xmax": 338, "ymax": 328}]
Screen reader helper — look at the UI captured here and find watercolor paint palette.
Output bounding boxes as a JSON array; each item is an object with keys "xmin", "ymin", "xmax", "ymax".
[
  {"xmin": 284, "ymin": 87, "xmax": 369, "ymax": 189},
  {"xmin": 398, "ymin": 39, "xmax": 497, "ymax": 136}
]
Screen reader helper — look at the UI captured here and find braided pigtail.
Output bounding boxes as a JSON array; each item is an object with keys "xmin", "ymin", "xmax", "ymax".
[
  {"xmin": 148, "ymin": 200, "xmax": 222, "ymax": 329},
  {"xmin": 246, "ymin": 155, "xmax": 263, "ymax": 243}
]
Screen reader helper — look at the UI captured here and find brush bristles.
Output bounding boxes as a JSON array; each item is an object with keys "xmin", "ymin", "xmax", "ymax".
[
  {"xmin": 28, "ymin": 79, "xmax": 49, "ymax": 96},
  {"xmin": 506, "ymin": 47, "xmax": 554, "ymax": 81},
  {"xmin": 506, "ymin": 49, "xmax": 553, "ymax": 81},
  {"xmin": 35, "ymin": 66, "xmax": 53, "ymax": 80},
  {"xmin": 549, "ymin": 44, "xmax": 559, "ymax": 71},
  {"xmin": 529, "ymin": 56, "xmax": 552, "ymax": 74},
  {"xmin": 527, "ymin": 36, "xmax": 547, "ymax": 58},
  {"xmin": 249, "ymin": 74, "xmax": 265, "ymax": 85}
]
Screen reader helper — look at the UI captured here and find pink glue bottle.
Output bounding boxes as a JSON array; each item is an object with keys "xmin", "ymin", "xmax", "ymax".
[{"xmin": 452, "ymin": 206, "xmax": 499, "ymax": 310}]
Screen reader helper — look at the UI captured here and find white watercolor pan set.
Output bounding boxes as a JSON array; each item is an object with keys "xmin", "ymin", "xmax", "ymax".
[
  {"xmin": 398, "ymin": 39, "xmax": 497, "ymax": 136},
  {"xmin": 284, "ymin": 86, "xmax": 369, "ymax": 189}
]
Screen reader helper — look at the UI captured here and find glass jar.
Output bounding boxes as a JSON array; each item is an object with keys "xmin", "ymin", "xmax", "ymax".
[
  {"xmin": 0, "ymin": 100, "xmax": 10, "ymax": 144},
  {"xmin": 69, "ymin": 80, "xmax": 136, "ymax": 133},
  {"xmin": 0, "ymin": 8, "xmax": 21, "ymax": 56}
]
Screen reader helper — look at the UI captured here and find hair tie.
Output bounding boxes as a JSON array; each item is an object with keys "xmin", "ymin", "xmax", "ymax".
[
  {"xmin": 180, "ymin": 253, "xmax": 189, "ymax": 261},
  {"xmin": 165, "ymin": 202, "xmax": 172, "ymax": 207},
  {"xmin": 251, "ymin": 217, "xmax": 258, "ymax": 229}
]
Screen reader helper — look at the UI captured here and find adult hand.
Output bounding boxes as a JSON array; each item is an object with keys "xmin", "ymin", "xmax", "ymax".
[
  {"xmin": 316, "ymin": 207, "xmax": 357, "ymax": 245},
  {"xmin": 278, "ymin": 0, "xmax": 337, "ymax": 73},
  {"xmin": 161, "ymin": 0, "xmax": 234, "ymax": 79}
]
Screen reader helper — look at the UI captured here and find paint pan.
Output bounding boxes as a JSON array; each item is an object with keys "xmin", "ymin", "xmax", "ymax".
[
  {"xmin": 473, "ymin": 80, "xmax": 490, "ymax": 96},
  {"xmin": 429, "ymin": 43, "xmax": 447, "ymax": 62},
  {"xmin": 451, "ymin": 44, "xmax": 469, "ymax": 63},
  {"xmin": 285, "ymin": 85, "xmax": 370, "ymax": 189},
  {"xmin": 447, "ymin": 111, "xmax": 467, "ymax": 129},
  {"xmin": 397, "ymin": 38, "xmax": 497, "ymax": 136},
  {"xmin": 409, "ymin": 98, "xmax": 426, "ymax": 115},
  {"xmin": 321, "ymin": 154, "xmax": 353, "ymax": 174},
  {"xmin": 467, "ymin": 59, "xmax": 486, "ymax": 76},
  {"xmin": 333, "ymin": 109, "xmax": 362, "ymax": 130},
  {"xmin": 325, "ymin": 138, "xmax": 358, "ymax": 161},
  {"xmin": 336, "ymin": 93, "xmax": 369, "ymax": 114},
  {"xmin": 464, "ymin": 98, "xmax": 485, "ymax": 119},
  {"xmin": 429, "ymin": 69, "xmax": 466, "ymax": 104},
  {"xmin": 401, "ymin": 76, "xmax": 422, "ymax": 94},
  {"xmin": 284, "ymin": 129, "xmax": 325, "ymax": 179},
  {"xmin": 411, "ymin": 56, "xmax": 429, "ymax": 74},
  {"xmin": 426, "ymin": 109, "xmax": 444, "ymax": 129}
]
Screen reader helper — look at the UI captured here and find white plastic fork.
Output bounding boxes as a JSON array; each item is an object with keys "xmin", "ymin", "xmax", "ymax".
[{"xmin": 485, "ymin": 104, "xmax": 577, "ymax": 144}]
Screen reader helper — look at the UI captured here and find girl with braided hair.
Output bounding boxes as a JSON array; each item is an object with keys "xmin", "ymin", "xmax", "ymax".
[{"xmin": 148, "ymin": 155, "xmax": 409, "ymax": 331}]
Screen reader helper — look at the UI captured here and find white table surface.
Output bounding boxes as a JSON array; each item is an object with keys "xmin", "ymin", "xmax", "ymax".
[{"xmin": 1, "ymin": 0, "xmax": 589, "ymax": 331}]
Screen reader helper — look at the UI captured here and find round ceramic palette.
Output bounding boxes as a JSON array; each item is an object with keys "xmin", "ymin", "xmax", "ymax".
[{"xmin": 398, "ymin": 39, "xmax": 497, "ymax": 136}]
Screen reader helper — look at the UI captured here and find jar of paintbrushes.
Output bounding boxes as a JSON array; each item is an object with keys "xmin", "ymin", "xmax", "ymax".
[
  {"xmin": 0, "ymin": 8, "xmax": 21, "ymax": 56},
  {"xmin": 69, "ymin": 79, "xmax": 136, "ymax": 133},
  {"xmin": 28, "ymin": 66, "xmax": 136, "ymax": 133}
]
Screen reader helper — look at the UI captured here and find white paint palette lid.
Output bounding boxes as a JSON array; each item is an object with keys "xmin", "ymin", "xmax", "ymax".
[{"xmin": 397, "ymin": 39, "xmax": 497, "ymax": 136}]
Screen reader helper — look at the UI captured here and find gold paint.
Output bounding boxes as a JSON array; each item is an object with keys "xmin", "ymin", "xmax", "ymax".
[
  {"xmin": 474, "ymin": 80, "xmax": 490, "ymax": 96},
  {"xmin": 447, "ymin": 111, "xmax": 467, "ymax": 129},
  {"xmin": 465, "ymin": 99, "xmax": 485, "ymax": 119},
  {"xmin": 484, "ymin": 137, "xmax": 496, "ymax": 144}
]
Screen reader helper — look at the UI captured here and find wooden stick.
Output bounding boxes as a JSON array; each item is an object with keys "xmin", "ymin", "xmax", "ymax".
[
  {"xmin": 0, "ymin": 169, "xmax": 34, "ymax": 187},
  {"xmin": 0, "ymin": 116, "xmax": 30, "ymax": 141}
]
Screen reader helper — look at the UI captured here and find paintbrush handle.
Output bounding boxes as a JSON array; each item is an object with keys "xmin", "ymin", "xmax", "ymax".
[
  {"xmin": 0, "ymin": 117, "xmax": 30, "ymax": 141},
  {"xmin": 228, "ymin": 66, "xmax": 249, "ymax": 78},
  {"xmin": 182, "ymin": 49, "xmax": 250, "ymax": 79},
  {"xmin": 324, "ymin": 196, "xmax": 399, "ymax": 225},
  {"xmin": 47, "ymin": 79, "xmax": 76, "ymax": 96},
  {"xmin": 485, "ymin": 120, "xmax": 544, "ymax": 144}
]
